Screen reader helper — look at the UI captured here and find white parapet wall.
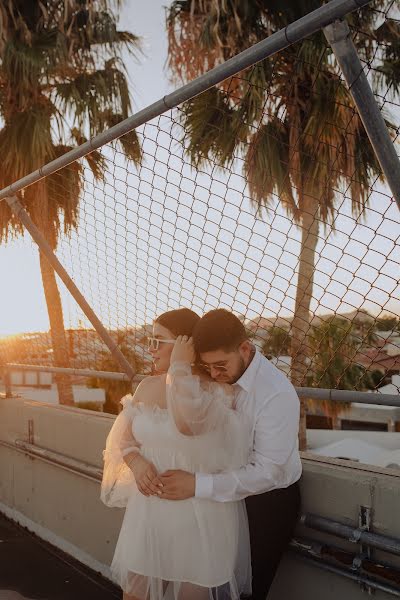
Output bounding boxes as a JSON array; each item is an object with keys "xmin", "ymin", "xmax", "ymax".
[
  {"xmin": 0, "ymin": 395, "xmax": 118, "ymax": 579},
  {"xmin": 0, "ymin": 395, "xmax": 400, "ymax": 598}
]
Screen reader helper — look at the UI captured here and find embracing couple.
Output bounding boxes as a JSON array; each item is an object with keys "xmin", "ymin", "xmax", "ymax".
[{"xmin": 101, "ymin": 308, "xmax": 302, "ymax": 600}]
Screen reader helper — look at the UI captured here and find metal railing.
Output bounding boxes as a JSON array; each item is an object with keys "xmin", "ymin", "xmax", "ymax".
[{"xmin": 2, "ymin": 362, "xmax": 399, "ymax": 406}]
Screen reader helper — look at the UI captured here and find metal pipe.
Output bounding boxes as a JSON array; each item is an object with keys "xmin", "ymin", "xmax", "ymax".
[
  {"xmin": 0, "ymin": 439, "xmax": 102, "ymax": 483},
  {"xmin": 324, "ymin": 19, "xmax": 400, "ymax": 211},
  {"xmin": 294, "ymin": 552, "xmax": 400, "ymax": 597},
  {"xmin": 297, "ymin": 386, "xmax": 400, "ymax": 408},
  {"xmin": 0, "ymin": 0, "xmax": 372, "ymax": 201},
  {"xmin": 3, "ymin": 195, "xmax": 136, "ymax": 382},
  {"xmin": 291, "ymin": 536, "xmax": 400, "ymax": 591},
  {"xmin": 5, "ymin": 363, "xmax": 145, "ymax": 382},
  {"xmin": 301, "ymin": 513, "xmax": 400, "ymax": 557},
  {"xmin": 4, "ymin": 363, "xmax": 399, "ymax": 407}
]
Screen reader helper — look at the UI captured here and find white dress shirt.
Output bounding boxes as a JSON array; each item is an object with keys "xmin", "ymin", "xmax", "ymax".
[{"xmin": 195, "ymin": 349, "xmax": 302, "ymax": 502}]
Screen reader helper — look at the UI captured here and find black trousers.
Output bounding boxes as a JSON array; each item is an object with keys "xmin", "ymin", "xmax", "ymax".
[{"xmin": 244, "ymin": 481, "xmax": 301, "ymax": 600}]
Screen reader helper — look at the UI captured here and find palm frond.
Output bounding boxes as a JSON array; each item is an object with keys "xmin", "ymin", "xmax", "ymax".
[
  {"xmin": 100, "ymin": 111, "xmax": 142, "ymax": 165},
  {"xmin": 75, "ymin": 9, "xmax": 141, "ymax": 53},
  {"xmin": 245, "ymin": 119, "xmax": 299, "ymax": 220},
  {"xmin": 44, "ymin": 144, "xmax": 83, "ymax": 239},
  {"xmin": 0, "ymin": 103, "xmax": 55, "ymax": 179},
  {"xmin": 21, "ymin": 143, "xmax": 83, "ymax": 247},
  {"xmin": 374, "ymin": 18, "xmax": 400, "ymax": 96},
  {"xmin": 0, "ymin": 191, "xmax": 25, "ymax": 243},
  {"xmin": 167, "ymin": 0, "xmax": 267, "ymax": 81},
  {"xmin": 1, "ymin": 38, "xmax": 46, "ymax": 110},
  {"xmin": 71, "ymin": 128, "xmax": 108, "ymax": 180},
  {"xmin": 179, "ymin": 87, "xmax": 244, "ymax": 169},
  {"xmin": 300, "ymin": 69, "xmax": 384, "ymax": 223},
  {"xmin": 55, "ymin": 58, "xmax": 131, "ymax": 134}
]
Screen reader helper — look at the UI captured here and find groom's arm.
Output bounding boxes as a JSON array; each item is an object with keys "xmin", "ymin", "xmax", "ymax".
[
  {"xmin": 197, "ymin": 388, "xmax": 301, "ymax": 502},
  {"xmin": 159, "ymin": 388, "xmax": 301, "ymax": 502}
]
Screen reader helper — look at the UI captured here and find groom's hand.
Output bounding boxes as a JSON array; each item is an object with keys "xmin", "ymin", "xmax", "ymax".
[{"xmin": 157, "ymin": 469, "xmax": 195, "ymax": 500}]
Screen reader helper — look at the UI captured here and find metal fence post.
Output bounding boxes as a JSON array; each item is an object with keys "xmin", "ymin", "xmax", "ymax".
[
  {"xmin": 3, "ymin": 367, "xmax": 12, "ymax": 398},
  {"xmin": 324, "ymin": 19, "xmax": 400, "ymax": 211}
]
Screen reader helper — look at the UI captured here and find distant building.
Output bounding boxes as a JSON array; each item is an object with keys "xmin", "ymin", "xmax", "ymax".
[
  {"xmin": 307, "ymin": 374, "xmax": 400, "ymax": 433},
  {"xmin": 376, "ymin": 374, "xmax": 400, "ymax": 396},
  {"xmin": 269, "ymin": 355, "xmax": 291, "ymax": 376},
  {"xmin": 15, "ymin": 384, "xmax": 106, "ymax": 410},
  {"xmin": 10, "ymin": 370, "xmax": 52, "ymax": 388},
  {"xmin": 355, "ymin": 347, "xmax": 400, "ymax": 374}
]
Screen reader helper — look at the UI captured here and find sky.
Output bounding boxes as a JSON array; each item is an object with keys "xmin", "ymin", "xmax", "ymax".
[
  {"xmin": 0, "ymin": 1, "xmax": 172, "ymax": 336},
  {"xmin": 0, "ymin": 2, "xmax": 399, "ymax": 337}
]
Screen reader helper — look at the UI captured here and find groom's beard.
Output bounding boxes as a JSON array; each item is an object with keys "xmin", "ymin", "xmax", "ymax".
[
  {"xmin": 229, "ymin": 356, "xmax": 247, "ymax": 384},
  {"xmin": 229, "ymin": 347, "xmax": 256, "ymax": 384},
  {"xmin": 232, "ymin": 356, "xmax": 249, "ymax": 383}
]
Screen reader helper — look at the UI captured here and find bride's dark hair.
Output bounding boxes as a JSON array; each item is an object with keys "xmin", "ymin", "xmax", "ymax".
[{"xmin": 155, "ymin": 308, "xmax": 200, "ymax": 337}]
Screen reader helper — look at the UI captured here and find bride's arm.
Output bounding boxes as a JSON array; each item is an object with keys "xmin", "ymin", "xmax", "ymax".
[
  {"xmin": 166, "ymin": 336, "xmax": 233, "ymax": 436},
  {"xmin": 100, "ymin": 379, "xmax": 163, "ymax": 505}
]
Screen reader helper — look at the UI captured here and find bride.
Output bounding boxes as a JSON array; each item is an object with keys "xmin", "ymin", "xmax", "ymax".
[{"xmin": 101, "ymin": 308, "xmax": 251, "ymax": 600}]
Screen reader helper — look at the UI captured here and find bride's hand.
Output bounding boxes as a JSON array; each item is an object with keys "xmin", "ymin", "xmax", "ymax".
[
  {"xmin": 128, "ymin": 455, "xmax": 163, "ymax": 497},
  {"xmin": 170, "ymin": 335, "xmax": 196, "ymax": 365}
]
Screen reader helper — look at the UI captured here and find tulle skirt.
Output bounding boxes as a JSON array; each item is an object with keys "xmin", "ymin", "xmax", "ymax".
[{"xmin": 110, "ymin": 452, "xmax": 251, "ymax": 600}]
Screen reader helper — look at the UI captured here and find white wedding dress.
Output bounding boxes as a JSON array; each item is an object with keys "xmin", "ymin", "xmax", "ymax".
[{"xmin": 101, "ymin": 362, "xmax": 252, "ymax": 600}]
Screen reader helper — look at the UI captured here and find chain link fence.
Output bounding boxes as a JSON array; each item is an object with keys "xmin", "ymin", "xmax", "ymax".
[{"xmin": 0, "ymin": 0, "xmax": 399, "ymax": 426}]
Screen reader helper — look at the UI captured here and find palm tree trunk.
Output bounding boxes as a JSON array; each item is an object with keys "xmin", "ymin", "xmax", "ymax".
[
  {"xmin": 39, "ymin": 251, "xmax": 74, "ymax": 406},
  {"xmin": 291, "ymin": 202, "xmax": 320, "ymax": 450}
]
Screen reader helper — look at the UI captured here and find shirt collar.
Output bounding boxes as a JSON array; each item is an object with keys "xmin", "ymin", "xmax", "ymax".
[{"xmin": 235, "ymin": 347, "xmax": 261, "ymax": 393}]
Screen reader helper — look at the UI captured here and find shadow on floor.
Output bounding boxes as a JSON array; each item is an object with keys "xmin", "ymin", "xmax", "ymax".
[{"xmin": 0, "ymin": 512, "xmax": 121, "ymax": 600}]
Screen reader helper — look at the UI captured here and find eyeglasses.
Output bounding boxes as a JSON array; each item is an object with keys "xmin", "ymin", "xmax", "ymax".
[
  {"xmin": 147, "ymin": 336, "xmax": 176, "ymax": 351},
  {"xmin": 199, "ymin": 363, "xmax": 229, "ymax": 374},
  {"xmin": 199, "ymin": 342, "xmax": 249, "ymax": 374}
]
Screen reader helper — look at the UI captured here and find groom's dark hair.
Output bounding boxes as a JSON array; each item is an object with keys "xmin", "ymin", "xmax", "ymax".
[{"xmin": 192, "ymin": 309, "xmax": 248, "ymax": 353}]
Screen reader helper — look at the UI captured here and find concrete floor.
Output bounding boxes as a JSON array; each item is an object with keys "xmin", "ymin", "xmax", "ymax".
[{"xmin": 0, "ymin": 513, "xmax": 120, "ymax": 600}]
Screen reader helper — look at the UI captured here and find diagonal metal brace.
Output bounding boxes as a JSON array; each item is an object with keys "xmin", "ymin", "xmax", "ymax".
[
  {"xmin": 3, "ymin": 195, "xmax": 136, "ymax": 383},
  {"xmin": 324, "ymin": 19, "xmax": 400, "ymax": 212}
]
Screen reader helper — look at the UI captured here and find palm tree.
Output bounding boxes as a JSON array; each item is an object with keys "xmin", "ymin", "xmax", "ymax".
[
  {"xmin": 262, "ymin": 326, "xmax": 291, "ymax": 358},
  {"xmin": 88, "ymin": 331, "xmax": 145, "ymax": 414},
  {"xmin": 375, "ymin": 315, "xmax": 399, "ymax": 331},
  {"xmin": 308, "ymin": 317, "xmax": 377, "ymax": 389},
  {"xmin": 0, "ymin": 1, "xmax": 141, "ymax": 404},
  {"xmin": 166, "ymin": 0, "xmax": 398, "ymax": 448},
  {"xmin": 306, "ymin": 316, "xmax": 380, "ymax": 425}
]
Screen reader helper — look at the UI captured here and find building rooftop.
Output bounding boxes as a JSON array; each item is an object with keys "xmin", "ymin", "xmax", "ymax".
[
  {"xmin": 0, "ymin": 512, "xmax": 120, "ymax": 600},
  {"xmin": 1, "ymin": 394, "xmax": 400, "ymax": 600}
]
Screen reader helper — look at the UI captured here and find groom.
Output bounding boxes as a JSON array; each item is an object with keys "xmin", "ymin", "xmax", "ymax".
[{"xmin": 158, "ymin": 308, "xmax": 302, "ymax": 600}]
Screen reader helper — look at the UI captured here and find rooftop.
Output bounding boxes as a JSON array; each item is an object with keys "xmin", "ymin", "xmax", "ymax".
[
  {"xmin": 1, "ymin": 394, "xmax": 400, "ymax": 600},
  {"xmin": 0, "ymin": 512, "xmax": 120, "ymax": 599}
]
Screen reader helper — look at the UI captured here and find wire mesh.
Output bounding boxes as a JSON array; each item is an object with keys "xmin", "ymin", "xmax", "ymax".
[{"xmin": 0, "ymin": 1, "xmax": 399, "ymax": 420}]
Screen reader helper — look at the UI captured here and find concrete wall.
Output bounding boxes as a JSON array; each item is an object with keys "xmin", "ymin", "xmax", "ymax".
[
  {"xmin": 1, "ymin": 395, "xmax": 400, "ymax": 598},
  {"xmin": 270, "ymin": 454, "xmax": 400, "ymax": 600},
  {"xmin": 0, "ymin": 396, "xmax": 119, "ymax": 578}
]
